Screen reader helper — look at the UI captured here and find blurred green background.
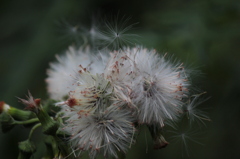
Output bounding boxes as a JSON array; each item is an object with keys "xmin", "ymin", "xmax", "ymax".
[{"xmin": 0, "ymin": 0, "xmax": 240, "ymax": 158}]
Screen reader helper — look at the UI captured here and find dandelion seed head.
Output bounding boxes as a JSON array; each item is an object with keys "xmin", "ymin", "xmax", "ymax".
[
  {"xmin": 61, "ymin": 106, "xmax": 136, "ymax": 159},
  {"xmin": 131, "ymin": 47, "xmax": 190, "ymax": 126},
  {"xmin": 105, "ymin": 46, "xmax": 190, "ymax": 126},
  {"xmin": 58, "ymin": 69, "xmax": 137, "ymax": 158}
]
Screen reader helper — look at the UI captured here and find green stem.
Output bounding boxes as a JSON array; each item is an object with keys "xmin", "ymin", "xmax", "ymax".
[
  {"xmin": 28, "ymin": 123, "xmax": 41, "ymax": 139},
  {"xmin": 53, "ymin": 136, "xmax": 70, "ymax": 158},
  {"xmin": 14, "ymin": 118, "xmax": 39, "ymax": 125},
  {"xmin": 43, "ymin": 136, "xmax": 56, "ymax": 159},
  {"xmin": 36, "ymin": 107, "xmax": 58, "ymax": 135}
]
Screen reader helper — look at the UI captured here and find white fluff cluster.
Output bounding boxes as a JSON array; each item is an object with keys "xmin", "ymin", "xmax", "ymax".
[
  {"xmin": 46, "ymin": 46, "xmax": 108, "ymax": 100},
  {"xmin": 62, "ymin": 105, "xmax": 135, "ymax": 158},
  {"xmin": 104, "ymin": 47, "xmax": 189, "ymax": 126},
  {"xmin": 47, "ymin": 46, "xmax": 193, "ymax": 158},
  {"xmin": 59, "ymin": 72, "xmax": 136, "ymax": 158}
]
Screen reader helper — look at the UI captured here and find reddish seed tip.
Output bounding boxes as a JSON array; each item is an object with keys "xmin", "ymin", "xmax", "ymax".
[
  {"xmin": 34, "ymin": 99, "xmax": 41, "ymax": 106},
  {"xmin": 0, "ymin": 101, "xmax": 5, "ymax": 113},
  {"xmin": 0, "ymin": 101, "xmax": 5, "ymax": 107},
  {"xmin": 154, "ymin": 141, "xmax": 169, "ymax": 149},
  {"xmin": 96, "ymin": 148, "xmax": 100, "ymax": 151},
  {"xmin": 67, "ymin": 98, "xmax": 77, "ymax": 107}
]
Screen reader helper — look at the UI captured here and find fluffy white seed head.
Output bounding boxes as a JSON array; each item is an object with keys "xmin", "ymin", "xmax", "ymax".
[
  {"xmin": 104, "ymin": 46, "xmax": 190, "ymax": 126},
  {"xmin": 51, "ymin": 45, "xmax": 198, "ymax": 158},
  {"xmin": 60, "ymin": 81, "xmax": 136, "ymax": 159},
  {"xmin": 46, "ymin": 46, "xmax": 108, "ymax": 100},
  {"xmin": 132, "ymin": 47, "xmax": 189, "ymax": 126},
  {"xmin": 61, "ymin": 106, "xmax": 135, "ymax": 159},
  {"xmin": 56, "ymin": 69, "xmax": 137, "ymax": 158}
]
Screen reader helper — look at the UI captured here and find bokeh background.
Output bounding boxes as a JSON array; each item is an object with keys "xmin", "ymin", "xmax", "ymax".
[{"xmin": 1, "ymin": 0, "xmax": 240, "ymax": 158}]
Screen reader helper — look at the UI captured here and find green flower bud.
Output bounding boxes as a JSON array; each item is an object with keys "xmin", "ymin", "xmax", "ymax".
[
  {"xmin": 0, "ymin": 101, "xmax": 10, "ymax": 114},
  {"xmin": 0, "ymin": 112, "xmax": 15, "ymax": 133},
  {"xmin": 0, "ymin": 101, "xmax": 35, "ymax": 121},
  {"xmin": 18, "ymin": 140, "xmax": 36, "ymax": 159},
  {"xmin": 18, "ymin": 91, "xmax": 59, "ymax": 135}
]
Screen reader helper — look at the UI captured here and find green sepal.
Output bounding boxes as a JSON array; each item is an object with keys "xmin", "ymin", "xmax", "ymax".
[
  {"xmin": 36, "ymin": 107, "xmax": 58, "ymax": 136},
  {"xmin": 42, "ymin": 99, "xmax": 61, "ymax": 116}
]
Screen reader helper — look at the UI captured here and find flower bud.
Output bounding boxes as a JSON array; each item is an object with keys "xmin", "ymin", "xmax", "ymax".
[
  {"xmin": 0, "ymin": 112, "xmax": 15, "ymax": 133},
  {"xmin": 17, "ymin": 91, "xmax": 41, "ymax": 114},
  {"xmin": 18, "ymin": 92, "xmax": 59, "ymax": 135},
  {"xmin": 0, "ymin": 101, "xmax": 10, "ymax": 114},
  {"xmin": 1, "ymin": 101, "xmax": 35, "ymax": 121},
  {"xmin": 18, "ymin": 140, "xmax": 36, "ymax": 159}
]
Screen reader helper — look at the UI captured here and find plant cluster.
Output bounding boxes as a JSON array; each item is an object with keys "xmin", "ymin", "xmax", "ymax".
[{"xmin": 0, "ymin": 18, "xmax": 209, "ymax": 159}]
